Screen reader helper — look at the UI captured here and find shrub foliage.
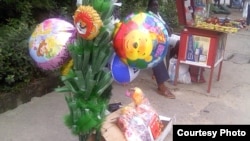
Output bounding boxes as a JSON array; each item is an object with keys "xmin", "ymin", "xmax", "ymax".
[
  {"xmin": 119, "ymin": 0, "xmax": 178, "ymax": 28},
  {"xmin": 0, "ymin": 0, "xmax": 75, "ymax": 92}
]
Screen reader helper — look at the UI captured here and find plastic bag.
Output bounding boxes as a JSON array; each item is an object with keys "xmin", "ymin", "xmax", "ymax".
[
  {"xmin": 168, "ymin": 34, "xmax": 180, "ymax": 47},
  {"xmin": 117, "ymin": 106, "xmax": 153, "ymax": 141},
  {"xmin": 243, "ymin": 2, "xmax": 248, "ymax": 18},
  {"xmin": 168, "ymin": 58, "xmax": 191, "ymax": 84}
]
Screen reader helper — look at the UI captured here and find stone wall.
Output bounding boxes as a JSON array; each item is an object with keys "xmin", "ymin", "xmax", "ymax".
[{"xmin": 0, "ymin": 72, "xmax": 61, "ymax": 114}]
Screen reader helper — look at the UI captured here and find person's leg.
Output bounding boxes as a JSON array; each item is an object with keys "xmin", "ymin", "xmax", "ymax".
[
  {"xmin": 152, "ymin": 61, "xmax": 175, "ymax": 99},
  {"xmin": 247, "ymin": 4, "xmax": 250, "ymax": 25},
  {"xmin": 165, "ymin": 45, "xmax": 171, "ymax": 71},
  {"xmin": 153, "ymin": 61, "xmax": 169, "ymax": 84}
]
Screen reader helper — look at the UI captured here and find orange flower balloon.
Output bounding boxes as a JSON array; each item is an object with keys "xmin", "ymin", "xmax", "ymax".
[{"xmin": 73, "ymin": 5, "xmax": 103, "ymax": 40}]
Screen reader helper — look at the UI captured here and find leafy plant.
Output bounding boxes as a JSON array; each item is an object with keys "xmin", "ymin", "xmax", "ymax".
[
  {"xmin": 159, "ymin": 0, "xmax": 179, "ymax": 28},
  {"xmin": 0, "ymin": 20, "xmax": 45, "ymax": 92},
  {"xmin": 119, "ymin": 0, "xmax": 179, "ymax": 28},
  {"xmin": 0, "ymin": 0, "xmax": 76, "ymax": 93}
]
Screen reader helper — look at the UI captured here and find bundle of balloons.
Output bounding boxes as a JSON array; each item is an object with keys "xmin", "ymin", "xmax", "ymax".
[{"xmin": 29, "ymin": 7, "xmax": 170, "ymax": 84}]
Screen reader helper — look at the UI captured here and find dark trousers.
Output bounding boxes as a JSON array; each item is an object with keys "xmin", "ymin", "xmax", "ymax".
[
  {"xmin": 152, "ymin": 60, "xmax": 169, "ymax": 85},
  {"xmin": 247, "ymin": 4, "xmax": 250, "ymax": 25},
  {"xmin": 152, "ymin": 40, "xmax": 180, "ymax": 85}
]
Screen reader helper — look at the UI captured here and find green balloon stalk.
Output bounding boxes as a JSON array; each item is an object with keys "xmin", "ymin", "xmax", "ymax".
[{"xmin": 55, "ymin": 0, "xmax": 117, "ymax": 140}]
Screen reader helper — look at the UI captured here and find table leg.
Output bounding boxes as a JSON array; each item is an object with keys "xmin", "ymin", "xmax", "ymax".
[
  {"xmin": 207, "ymin": 67, "xmax": 214, "ymax": 93},
  {"xmin": 217, "ymin": 61, "xmax": 223, "ymax": 81},
  {"xmin": 197, "ymin": 67, "xmax": 201, "ymax": 82},
  {"xmin": 173, "ymin": 60, "xmax": 180, "ymax": 85}
]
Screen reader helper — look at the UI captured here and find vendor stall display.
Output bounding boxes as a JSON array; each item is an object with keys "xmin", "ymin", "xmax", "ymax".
[
  {"xmin": 174, "ymin": 0, "xmax": 239, "ymax": 93},
  {"xmin": 177, "ymin": 0, "xmax": 240, "ymax": 33}
]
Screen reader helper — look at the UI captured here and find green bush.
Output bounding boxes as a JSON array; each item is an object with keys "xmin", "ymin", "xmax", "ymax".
[
  {"xmin": 0, "ymin": 0, "xmax": 75, "ymax": 93},
  {"xmin": 159, "ymin": 0, "xmax": 179, "ymax": 28},
  {"xmin": 119, "ymin": 0, "xmax": 179, "ymax": 28},
  {"xmin": 0, "ymin": 20, "xmax": 44, "ymax": 92}
]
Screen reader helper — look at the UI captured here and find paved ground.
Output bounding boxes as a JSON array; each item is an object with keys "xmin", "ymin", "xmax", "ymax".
[{"xmin": 0, "ymin": 7, "xmax": 249, "ymax": 141}]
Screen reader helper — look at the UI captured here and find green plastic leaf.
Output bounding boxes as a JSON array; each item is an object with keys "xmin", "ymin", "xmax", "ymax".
[
  {"xmin": 81, "ymin": 49, "xmax": 91, "ymax": 72},
  {"xmin": 85, "ymin": 67, "xmax": 94, "ymax": 82},
  {"xmin": 65, "ymin": 95, "xmax": 74, "ymax": 116},
  {"xmin": 94, "ymin": 70, "xmax": 105, "ymax": 82},
  {"xmin": 91, "ymin": 48, "xmax": 99, "ymax": 70},
  {"xmin": 96, "ymin": 77, "xmax": 112, "ymax": 95},
  {"xmin": 91, "ymin": 0, "xmax": 104, "ymax": 12},
  {"xmin": 92, "ymin": 50, "xmax": 106, "ymax": 73},
  {"xmin": 61, "ymin": 69, "xmax": 76, "ymax": 82},
  {"xmin": 99, "ymin": 48, "xmax": 113, "ymax": 69},
  {"xmin": 85, "ymin": 40, "xmax": 94, "ymax": 50},
  {"xmin": 96, "ymin": 71, "xmax": 113, "ymax": 95},
  {"xmin": 64, "ymin": 114, "xmax": 73, "ymax": 129},
  {"xmin": 76, "ymin": 99, "xmax": 86, "ymax": 109},
  {"xmin": 76, "ymin": 107, "xmax": 100, "ymax": 133},
  {"xmin": 55, "ymin": 86, "xmax": 71, "ymax": 93},
  {"xmin": 64, "ymin": 80, "xmax": 79, "ymax": 94},
  {"xmin": 82, "ymin": 0, "xmax": 90, "ymax": 5},
  {"xmin": 76, "ymin": 54, "xmax": 83, "ymax": 70},
  {"xmin": 93, "ymin": 27, "xmax": 106, "ymax": 46},
  {"xmin": 93, "ymin": 27, "xmax": 109, "ymax": 47},
  {"xmin": 100, "ymin": 0, "xmax": 114, "ymax": 19}
]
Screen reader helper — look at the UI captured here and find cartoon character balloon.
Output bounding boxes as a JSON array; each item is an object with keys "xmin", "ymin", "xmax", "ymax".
[
  {"xmin": 109, "ymin": 53, "xmax": 140, "ymax": 84},
  {"xmin": 29, "ymin": 18, "xmax": 75, "ymax": 71},
  {"xmin": 73, "ymin": 5, "xmax": 103, "ymax": 40},
  {"xmin": 113, "ymin": 12, "xmax": 170, "ymax": 69}
]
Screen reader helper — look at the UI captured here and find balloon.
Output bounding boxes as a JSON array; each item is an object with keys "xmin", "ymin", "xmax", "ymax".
[
  {"xmin": 113, "ymin": 12, "xmax": 170, "ymax": 69},
  {"xmin": 29, "ymin": 18, "xmax": 75, "ymax": 71},
  {"xmin": 73, "ymin": 5, "xmax": 103, "ymax": 40},
  {"xmin": 109, "ymin": 53, "xmax": 140, "ymax": 84}
]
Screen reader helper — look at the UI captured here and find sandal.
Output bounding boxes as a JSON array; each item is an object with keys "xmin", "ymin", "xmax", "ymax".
[{"xmin": 157, "ymin": 85, "xmax": 176, "ymax": 99}]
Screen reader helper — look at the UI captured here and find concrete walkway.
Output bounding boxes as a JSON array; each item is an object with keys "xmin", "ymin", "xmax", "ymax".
[{"xmin": 0, "ymin": 8, "xmax": 250, "ymax": 141}]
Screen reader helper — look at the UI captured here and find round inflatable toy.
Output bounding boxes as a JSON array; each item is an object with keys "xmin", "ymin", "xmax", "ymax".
[
  {"xmin": 109, "ymin": 53, "xmax": 140, "ymax": 84},
  {"xmin": 113, "ymin": 12, "xmax": 170, "ymax": 69},
  {"xmin": 73, "ymin": 5, "xmax": 103, "ymax": 40},
  {"xmin": 29, "ymin": 18, "xmax": 75, "ymax": 71}
]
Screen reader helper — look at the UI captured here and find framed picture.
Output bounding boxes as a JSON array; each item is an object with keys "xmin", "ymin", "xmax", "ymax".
[{"xmin": 186, "ymin": 34, "xmax": 211, "ymax": 64}]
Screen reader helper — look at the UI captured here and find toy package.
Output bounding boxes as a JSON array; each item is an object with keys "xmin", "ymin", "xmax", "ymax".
[{"xmin": 117, "ymin": 87, "xmax": 163, "ymax": 141}]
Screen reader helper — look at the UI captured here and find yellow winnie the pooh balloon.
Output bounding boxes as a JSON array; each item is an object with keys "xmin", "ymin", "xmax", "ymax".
[{"xmin": 113, "ymin": 12, "xmax": 170, "ymax": 69}]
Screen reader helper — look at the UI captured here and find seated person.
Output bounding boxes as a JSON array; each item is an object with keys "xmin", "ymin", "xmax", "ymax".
[{"xmin": 147, "ymin": 0, "xmax": 175, "ymax": 99}]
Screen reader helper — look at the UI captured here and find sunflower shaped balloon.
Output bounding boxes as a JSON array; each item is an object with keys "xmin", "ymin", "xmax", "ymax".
[{"xmin": 73, "ymin": 5, "xmax": 103, "ymax": 40}]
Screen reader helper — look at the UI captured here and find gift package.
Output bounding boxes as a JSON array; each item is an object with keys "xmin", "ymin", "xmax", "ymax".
[{"xmin": 101, "ymin": 87, "xmax": 172, "ymax": 141}]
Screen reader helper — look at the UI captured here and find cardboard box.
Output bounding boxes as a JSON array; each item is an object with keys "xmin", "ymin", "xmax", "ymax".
[{"xmin": 101, "ymin": 108, "xmax": 172, "ymax": 141}]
